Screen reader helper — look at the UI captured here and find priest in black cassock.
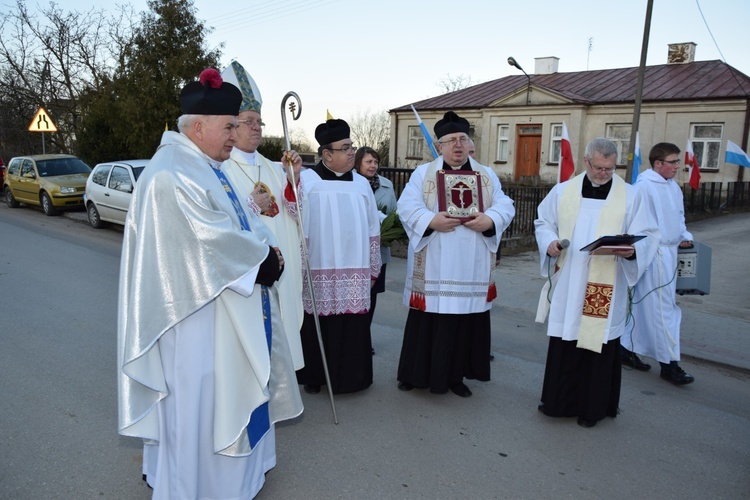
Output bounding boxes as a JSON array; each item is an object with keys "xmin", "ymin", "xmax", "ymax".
[
  {"xmin": 534, "ymin": 137, "xmax": 658, "ymax": 427},
  {"xmin": 295, "ymin": 119, "xmax": 382, "ymax": 394},
  {"xmin": 396, "ymin": 111, "xmax": 515, "ymax": 397}
]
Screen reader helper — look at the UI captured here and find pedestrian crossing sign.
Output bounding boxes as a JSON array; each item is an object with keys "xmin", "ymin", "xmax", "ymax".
[{"xmin": 28, "ymin": 107, "xmax": 58, "ymax": 132}]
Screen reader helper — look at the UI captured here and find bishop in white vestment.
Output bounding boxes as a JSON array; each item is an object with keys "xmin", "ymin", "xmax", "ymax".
[{"xmin": 221, "ymin": 61, "xmax": 305, "ymax": 372}]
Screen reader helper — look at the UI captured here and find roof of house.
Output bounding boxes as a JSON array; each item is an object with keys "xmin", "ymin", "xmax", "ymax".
[{"xmin": 391, "ymin": 60, "xmax": 750, "ymax": 112}]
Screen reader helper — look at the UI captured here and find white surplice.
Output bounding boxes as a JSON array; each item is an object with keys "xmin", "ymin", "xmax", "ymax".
[
  {"xmin": 535, "ymin": 174, "xmax": 659, "ymax": 344},
  {"xmin": 622, "ymin": 168, "xmax": 693, "ymax": 362},
  {"xmin": 299, "ymin": 166, "xmax": 381, "ymax": 315}
]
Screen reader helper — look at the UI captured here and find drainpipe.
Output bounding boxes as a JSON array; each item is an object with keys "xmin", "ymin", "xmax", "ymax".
[{"xmin": 393, "ymin": 112, "xmax": 399, "ymax": 167}]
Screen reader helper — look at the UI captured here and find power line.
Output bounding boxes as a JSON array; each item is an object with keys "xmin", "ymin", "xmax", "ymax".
[
  {"xmin": 206, "ymin": 0, "xmax": 340, "ymax": 34},
  {"xmin": 694, "ymin": 0, "xmax": 726, "ymax": 62},
  {"xmin": 694, "ymin": 0, "xmax": 750, "ymax": 96}
]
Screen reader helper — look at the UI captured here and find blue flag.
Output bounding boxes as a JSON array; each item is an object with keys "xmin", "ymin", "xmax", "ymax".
[
  {"xmin": 411, "ymin": 105, "xmax": 439, "ymax": 159},
  {"xmin": 631, "ymin": 131, "xmax": 642, "ymax": 184},
  {"xmin": 725, "ymin": 140, "xmax": 750, "ymax": 168}
]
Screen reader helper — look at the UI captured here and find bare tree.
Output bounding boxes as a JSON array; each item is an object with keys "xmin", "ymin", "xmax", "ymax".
[
  {"xmin": 257, "ymin": 133, "xmax": 312, "ymax": 164},
  {"xmin": 289, "ymin": 127, "xmax": 312, "ymax": 153},
  {"xmin": 436, "ymin": 73, "xmax": 475, "ymax": 94},
  {"xmin": 348, "ymin": 109, "xmax": 390, "ymax": 166},
  {"xmin": 0, "ymin": 1, "xmax": 136, "ymax": 158}
]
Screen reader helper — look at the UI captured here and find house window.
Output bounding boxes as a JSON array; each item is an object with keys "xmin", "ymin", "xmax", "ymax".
[
  {"xmin": 407, "ymin": 126, "xmax": 424, "ymax": 159},
  {"xmin": 496, "ymin": 124, "xmax": 509, "ymax": 162},
  {"xmin": 690, "ymin": 123, "xmax": 723, "ymax": 170},
  {"xmin": 550, "ymin": 123, "xmax": 563, "ymax": 163},
  {"xmin": 605, "ymin": 124, "xmax": 631, "ymax": 165}
]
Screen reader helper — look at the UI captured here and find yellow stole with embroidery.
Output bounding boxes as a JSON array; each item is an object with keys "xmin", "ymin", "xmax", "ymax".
[{"xmin": 558, "ymin": 172, "xmax": 626, "ymax": 353}]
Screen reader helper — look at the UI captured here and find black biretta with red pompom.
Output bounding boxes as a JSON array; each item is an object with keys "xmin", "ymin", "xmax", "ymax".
[{"xmin": 179, "ymin": 68, "xmax": 242, "ymax": 116}]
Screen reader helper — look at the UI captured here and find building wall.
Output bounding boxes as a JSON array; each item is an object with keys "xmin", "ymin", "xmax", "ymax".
[{"xmin": 391, "ymin": 97, "xmax": 749, "ymax": 186}]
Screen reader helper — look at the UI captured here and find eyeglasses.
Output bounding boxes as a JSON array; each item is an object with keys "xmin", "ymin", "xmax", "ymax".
[
  {"xmin": 585, "ymin": 158, "xmax": 615, "ymax": 174},
  {"xmin": 237, "ymin": 119, "xmax": 265, "ymax": 128},
  {"xmin": 438, "ymin": 136, "xmax": 470, "ymax": 146},
  {"xmin": 589, "ymin": 165, "xmax": 615, "ymax": 174},
  {"xmin": 327, "ymin": 145, "xmax": 357, "ymax": 153},
  {"xmin": 660, "ymin": 159, "xmax": 681, "ymax": 165}
]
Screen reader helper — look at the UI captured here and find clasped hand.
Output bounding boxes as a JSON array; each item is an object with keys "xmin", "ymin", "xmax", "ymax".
[{"xmin": 429, "ymin": 212, "xmax": 493, "ymax": 233}]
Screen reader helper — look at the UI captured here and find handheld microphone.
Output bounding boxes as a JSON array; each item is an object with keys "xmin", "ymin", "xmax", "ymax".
[{"xmin": 557, "ymin": 239, "xmax": 570, "ymax": 251}]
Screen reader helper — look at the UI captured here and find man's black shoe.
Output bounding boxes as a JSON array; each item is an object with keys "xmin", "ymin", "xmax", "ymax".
[
  {"xmin": 397, "ymin": 381, "xmax": 414, "ymax": 391},
  {"xmin": 449, "ymin": 382, "xmax": 472, "ymax": 398},
  {"xmin": 489, "ymin": 351, "xmax": 495, "ymax": 361},
  {"xmin": 304, "ymin": 384, "xmax": 321, "ymax": 394},
  {"xmin": 660, "ymin": 362, "xmax": 694, "ymax": 385},
  {"xmin": 621, "ymin": 347, "xmax": 651, "ymax": 371},
  {"xmin": 577, "ymin": 417, "xmax": 597, "ymax": 428}
]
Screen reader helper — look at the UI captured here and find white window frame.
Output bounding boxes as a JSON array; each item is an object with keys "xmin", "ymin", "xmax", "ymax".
[
  {"xmin": 689, "ymin": 123, "xmax": 723, "ymax": 171},
  {"xmin": 407, "ymin": 126, "xmax": 424, "ymax": 159},
  {"xmin": 496, "ymin": 124, "xmax": 509, "ymax": 162},
  {"xmin": 605, "ymin": 123, "xmax": 632, "ymax": 166},
  {"xmin": 549, "ymin": 123, "xmax": 563, "ymax": 164}
]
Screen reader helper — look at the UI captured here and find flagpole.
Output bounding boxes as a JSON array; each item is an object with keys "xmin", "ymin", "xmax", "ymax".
[{"xmin": 280, "ymin": 91, "xmax": 338, "ymax": 425}]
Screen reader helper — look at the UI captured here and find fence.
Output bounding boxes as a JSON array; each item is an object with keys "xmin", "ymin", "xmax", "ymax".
[
  {"xmin": 683, "ymin": 181, "xmax": 750, "ymax": 215},
  {"xmin": 379, "ymin": 168, "xmax": 549, "ymax": 245},
  {"xmin": 380, "ymin": 168, "xmax": 750, "ymax": 244}
]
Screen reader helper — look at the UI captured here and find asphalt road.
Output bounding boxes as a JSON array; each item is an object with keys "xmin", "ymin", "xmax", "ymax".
[{"xmin": 0, "ymin": 204, "xmax": 748, "ymax": 499}]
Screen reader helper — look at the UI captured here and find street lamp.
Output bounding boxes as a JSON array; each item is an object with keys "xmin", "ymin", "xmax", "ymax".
[{"xmin": 507, "ymin": 56, "xmax": 531, "ymax": 105}]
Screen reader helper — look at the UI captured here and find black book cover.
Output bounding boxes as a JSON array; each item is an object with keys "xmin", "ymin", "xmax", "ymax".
[{"xmin": 580, "ymin": 234, "xmax": 646, "ymax": 252}]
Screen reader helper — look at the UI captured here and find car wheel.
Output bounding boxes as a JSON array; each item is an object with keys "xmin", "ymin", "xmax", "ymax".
[
  {"xmin": 40, "ymin": 192, "xmax": 59, "ymax": 216},
  {"xmin": 5, "ymin": 188, "xmax": 20, "ymax": 208},
  {"xmin": 87, "ymin": 202, "xmax": 107, "ymax": 229}
]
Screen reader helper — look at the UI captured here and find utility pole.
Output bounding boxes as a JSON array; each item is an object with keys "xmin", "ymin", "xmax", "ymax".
[{"xmin": 626, "ymin": 0, "xmax": 654, "ymax": 184}]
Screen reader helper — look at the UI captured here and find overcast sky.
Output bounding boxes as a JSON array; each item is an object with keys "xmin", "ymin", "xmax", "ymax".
[{"xmin": 18, "ymin": 0, "xmax": 750, "ymax": 147}]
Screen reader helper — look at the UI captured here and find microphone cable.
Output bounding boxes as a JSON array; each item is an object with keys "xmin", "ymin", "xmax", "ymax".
[{"xmin": 624, "ymin": 259, "xmax": 680, "ymax": 351}]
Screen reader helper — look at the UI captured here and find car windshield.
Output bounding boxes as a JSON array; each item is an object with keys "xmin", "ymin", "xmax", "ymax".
[
  {"xmin": 133, "ymin": 166, "xmax": 145, "ymax": 181},
  {"xmin": 37, "ymin": 158, "xmax": 92, "ymax": 177}
]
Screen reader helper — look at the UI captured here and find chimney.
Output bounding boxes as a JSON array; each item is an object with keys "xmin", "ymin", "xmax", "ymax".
[
  {"xmin": 667, "ymin": 42, "xmax": 697, "ymax": 64},
  {"xmin": 535, "ymin": 57, "xmax": 559, "ymax": 75}
]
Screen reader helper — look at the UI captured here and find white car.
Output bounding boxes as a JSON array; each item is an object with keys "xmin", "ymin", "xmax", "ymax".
[{"xmin": 84, "ymin": 159, "xmax": 149, "ymax": 228}]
